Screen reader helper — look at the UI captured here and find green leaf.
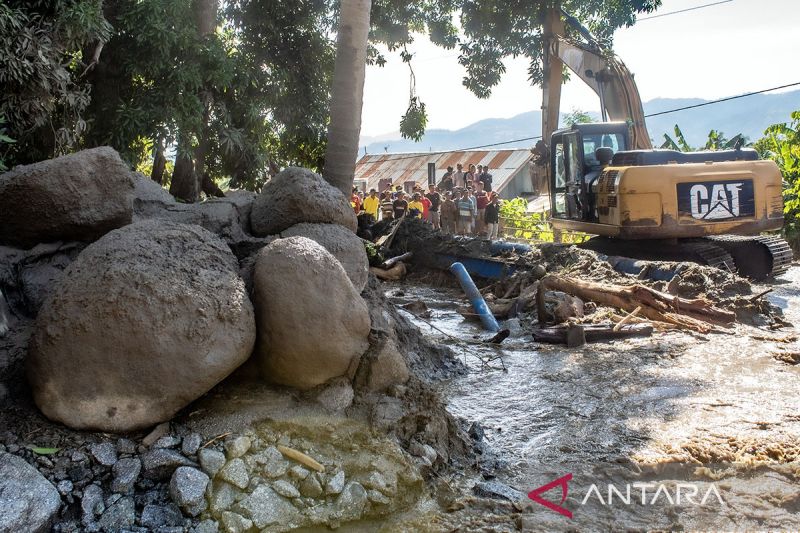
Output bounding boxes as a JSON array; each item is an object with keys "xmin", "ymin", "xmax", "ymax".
[{"xmin": 30, "ymin": 447, "xmax": 60, "ymax": 455}]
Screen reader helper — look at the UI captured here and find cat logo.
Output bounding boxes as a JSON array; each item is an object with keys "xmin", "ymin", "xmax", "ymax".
[{"xmin": 677, "ymin": 180, "xmax": 755, "ymax": 222}]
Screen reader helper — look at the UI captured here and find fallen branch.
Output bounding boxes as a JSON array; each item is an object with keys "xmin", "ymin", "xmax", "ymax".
[
  {"xmin": 540, "ymin": 275, "xmax": 734, "ymax": 333},
  {"xmin": 277, "ymin": 445, "xmax": 325, "ymax": 472},
  {"xmin": 533, "ymin": 323, "xmax": 653, "ymax": 344},
  {"xmin": 613, "ymin": 306, "xmax": 642, "ymax": 332}
]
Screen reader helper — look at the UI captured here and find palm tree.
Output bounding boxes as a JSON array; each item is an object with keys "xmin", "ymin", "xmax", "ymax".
[{"xmin": 322, "ymin": 0, "xmax": 372, "ymax": 196}]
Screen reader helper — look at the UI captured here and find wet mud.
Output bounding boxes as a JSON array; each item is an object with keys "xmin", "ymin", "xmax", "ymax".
[{"xmin": 388, "ymin": 265, "xmax": 800, "ymax": 531}]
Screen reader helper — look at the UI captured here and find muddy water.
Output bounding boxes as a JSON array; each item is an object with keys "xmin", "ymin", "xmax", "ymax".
[{"xmin": 393, "ymin": 266, "xmax": 800, "ymax": 531}]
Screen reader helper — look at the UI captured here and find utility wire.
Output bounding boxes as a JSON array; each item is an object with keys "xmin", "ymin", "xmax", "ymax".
[
  {"xmin": 364, "ymin": 81, "xmax": 800, "ymax": 161},
  {"xmin": 643, "ymin": 81, "xmax": 800, "ymax": 117},
  {"xmin": 637, "ymin": 0, "xmax": 734, "ymax": 21}
]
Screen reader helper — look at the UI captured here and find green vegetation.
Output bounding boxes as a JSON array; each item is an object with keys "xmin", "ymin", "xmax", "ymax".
[
  {"xmin": 0, "ymin": 0, "xmax": 661, "ymax": 199},
  {"xmin": 660, "ymin": 124, "xmax": 746, "ymax": 151},
  {"xmin": 499, "ymin": 197, "xmax": 588, "ymax": 243},
  {"xmin": 756, "ymin": 111, "xmax": 800, "ymax": 251}
]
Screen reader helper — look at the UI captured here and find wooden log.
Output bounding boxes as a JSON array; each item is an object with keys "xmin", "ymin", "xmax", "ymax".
[
  {"xmin": 539, "ymin": 275, "xmax": 734, "ymax": 332},
  {"xmin": 370, "ymin": 262, "xmax": 407, "ymax": 281},
  {"xmin": 381, "ymin": 252, "xmax": 413, "ymax": 269},
  {"xmin": 532, "ymin": 323, "xmax": 654, "ymax": 344}
]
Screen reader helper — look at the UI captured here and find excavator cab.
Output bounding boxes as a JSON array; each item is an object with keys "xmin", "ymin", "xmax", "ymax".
[{"xmin": 549, "ymin": 122, "xmax": 629, "ymax": 222}]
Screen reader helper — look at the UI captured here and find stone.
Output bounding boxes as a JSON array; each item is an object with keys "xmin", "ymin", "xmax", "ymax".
[
  {"xmin": 0, "ymin": 452, "xmax": 61, "ymax": 533},
  {"xmin": 224, "ymin": 436, "xmax": 251, "ymax": 459},
  {"xmin": 409, "ymin": 441, "xmax": 437, "ymax": 466},
  {"xmin": 366, "ymin": 339, "xmax": 410, "ymax": 392},
  {"xmin": 282, "ymin": 223, "xmax": 368, "ymax": 291},
  {"xmin": 152, "ymin": 436, "xmax": 181, "ymax": 449},
  {"xmin": 288, "ymin": 465, "xmax": 309, "ymax": 481},
  {"xmin": 253, "ymin": 447, "xmax": 289, "ymax": 479},
  {"xmin": 170, "ymin": 466, "xmax": 210, "ymax": 517},
  {"xmin": 208, "ymin": 481, "xmax": 237, "ymax": 514},
  {"xmin": 88, "ymin": 442, "xmax": 118, "ymax": 467},
  {"xmin": 252, "ymin": 237, "xmax": 370, "ymax": 389},
  {"xmin": 325, "ymin": 471, "xmax": 346, "ymax": 495},
  {"xmin": 27, "ymin": 220, "xmax": 256, "ymax": 432},
  {"xmin": 0, "ymin": 147, "xmax": 134, "ymax": 248},
  {"xmin": 219, "ymin": 458, "xmax": 249, "ymax": 489},
  {"xmin": 250, "ymin": 167, "xmax": 357, "ymax": 236},
  {"xmin": 363, "ymin": 471, "xmax": 394, "ymax": 496},
  {"xmin": 198, "ymin": 448, "xmax": 226, "ymax": 478},
  {"xmin": 140, "ymin": 503, "xmax": 183, "ymax": 529},
  {"xmin": 193, "ymin": 519, "xmax": 219, "ymax": 533},
  {"xmin": 220, "ymin": 511, "xmax": 252, "ymax": 533},
  {"xmin": 299, "ymin": 475, "xmax": 323, "ymax": 499},
  {"xmin": 473, "ymin": 481, "xmax": 527, "ymax": 504},
  {"xmin": 81, "ymin": 483, "xmax": 105, "ymax": 525},
  {"xmin": 237, "ymin": 485, "xmax": 299, "ymax": 529},
  {"xmin": 141, "ymin": 449, "xmax": 195, "ymax": 480},
  {"xmin": 97, "ymin": 496, "xmax": 135, "ymax": 532},
  {"xmin": 272, "ymin": 480, "xmax": 300, "ymax": 499},
  {"xmin": 57, "ymin": 479, "xmax": 74, "ymax": 496},
  {"xmin": 334, "ymin": 482, "xmax": 368, "ymax": 522},
  {"xmin": 367, "ymin": 489, "xmax": 391, "ymax": 505},
  {"xmin": 369, "ymin": 396, "xmax": 405, "ymax": 430},
  {"xmin": 314, "ymin": 377, "xmax": 355, "ymax": 412},
  {"xmin": 181, "ymin": 434, "xmax": 202, "ymax": 456},
  {"xmin": 110, "ymin": 458, "xmax": 141, "ymax": 494},
  {"xmin": 116, "ymin": 439, "xmax": 136, "ymax": 455},
  {"xmin": 142, "ymin": 423, "xmax": 171, "ymax": 447}
]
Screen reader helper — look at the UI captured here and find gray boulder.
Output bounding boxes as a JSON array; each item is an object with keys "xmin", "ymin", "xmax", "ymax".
[
  {"xmin": 27, "ymin": 220, "xmax": 256, "ymax": 431},
  {"xmin": 0, "ymin": 147, "xmax": 134, "ymax": 248},
  {"xmin": 0, "ymin": 452, "xmax": 61, "ymax": 533},
  {"xmin": 250, "ymin": 167, "xmax": 357, "ymax": 236},
  {"xmin": 252, "ymin": 237, "xmax": 370, "ymax": 390},
  {"xmin": 281, "ymin": 223, "xmax": 368, "ymax": 292}
]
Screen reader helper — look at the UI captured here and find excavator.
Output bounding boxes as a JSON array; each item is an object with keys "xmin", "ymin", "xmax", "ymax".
[{"xmin": 534, "ymin": 8, "xmax": 792, "ymax": 280}]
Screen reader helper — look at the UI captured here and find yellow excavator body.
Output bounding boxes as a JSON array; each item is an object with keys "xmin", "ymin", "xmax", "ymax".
[{"xmin": 553, "ymin": 159, "xmax": 784, "ymax": 239}]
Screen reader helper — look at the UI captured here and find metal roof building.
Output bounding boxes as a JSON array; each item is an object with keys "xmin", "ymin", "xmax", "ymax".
[{"xmin": 354, "ymin": 149, "xmax": 535, "ymax": 198}]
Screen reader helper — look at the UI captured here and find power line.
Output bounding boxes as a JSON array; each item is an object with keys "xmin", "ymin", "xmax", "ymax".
[
  {"xmin": 643, "ymin": 81, "xmax": 800, "ymax": 117},
  {"xmin": 637, "ymin": 0, "xmax": 733, "ymax": 21},
  {"xmin": 364, "ymin": 80, "xmax": 800, "ymax": 160}
]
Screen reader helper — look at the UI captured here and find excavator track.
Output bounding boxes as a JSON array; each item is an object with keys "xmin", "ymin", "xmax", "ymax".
[
  {"xmin": 577, "ymin": 235, "xmax": 793, "ymax": 280},
  {"xmin": 704, "ymin": 234, "xmax": 793, "ymax": 280}
]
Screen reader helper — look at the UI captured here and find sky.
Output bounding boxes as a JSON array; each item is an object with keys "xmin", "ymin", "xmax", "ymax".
[{"xmin": 359, "ymin": 0, "xmax": 800, "ymax": 141}]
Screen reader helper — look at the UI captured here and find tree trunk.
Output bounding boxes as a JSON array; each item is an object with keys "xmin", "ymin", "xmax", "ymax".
[
  {"xmin": 322, "ymin": 0, "xmax": 372, "ymax": 196},
  {"xmin": 169, "ymin": 152, "xmax": 198, "ymax": 202},
  {"xmin": 151, "ymin": 142, "xmax": 166, "ymax": 184}
]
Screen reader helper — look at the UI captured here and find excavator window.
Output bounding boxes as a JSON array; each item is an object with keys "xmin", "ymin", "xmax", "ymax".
[{"xmin": 581, "ymin": 132, "xmax": 625, "ymax": 169}]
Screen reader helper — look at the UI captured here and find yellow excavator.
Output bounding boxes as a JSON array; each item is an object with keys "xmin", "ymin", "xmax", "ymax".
[{"xmin": 535, "ymin": 8, "xmax": 792, "ymax": 280}]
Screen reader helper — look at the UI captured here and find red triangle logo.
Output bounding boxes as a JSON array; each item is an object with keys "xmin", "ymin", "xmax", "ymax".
[{"xmin": 528, "ymin": 473, "xmax": 573, "ymax": 518}]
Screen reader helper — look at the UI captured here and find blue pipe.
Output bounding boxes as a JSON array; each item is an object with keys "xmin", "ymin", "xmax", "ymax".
[
  {"xmin": 449, "ymin": 262, "xmax": 500, "ymax": 332},
  {"xmin": 435, "ymin": 254, "xmax": 517, "ymax": 279}
]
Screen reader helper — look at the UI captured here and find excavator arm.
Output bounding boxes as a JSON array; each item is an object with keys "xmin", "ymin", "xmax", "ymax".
[{"xmin": 542, "ymin": 9, "xmax": 652, "ymax": 150}]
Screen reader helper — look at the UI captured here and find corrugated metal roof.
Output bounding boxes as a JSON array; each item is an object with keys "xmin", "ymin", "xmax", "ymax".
[{"xmin": 354, "ymin": 149, "xmax": 532, "ymax": 193}]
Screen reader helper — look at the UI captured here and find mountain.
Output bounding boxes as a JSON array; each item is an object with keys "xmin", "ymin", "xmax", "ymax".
[{"xmin": 360, "ymin": 89, "xmax": 800, "ymax": 154}]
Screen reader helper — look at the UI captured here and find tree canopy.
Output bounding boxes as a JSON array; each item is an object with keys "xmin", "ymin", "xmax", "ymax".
[{"xmin": 1, "ymin": 0, "xmax": 662, "ymax": 197}]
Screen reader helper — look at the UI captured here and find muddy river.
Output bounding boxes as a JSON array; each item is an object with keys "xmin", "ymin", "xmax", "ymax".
[{"xmin": 393, "ymin": 266, "xmax": 800, "ymax": 531}]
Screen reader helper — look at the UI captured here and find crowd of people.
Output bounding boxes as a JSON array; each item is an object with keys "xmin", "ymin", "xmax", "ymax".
[{"xmin": 350, "ymin": 163, "xmax": 503, "ymax": 239}]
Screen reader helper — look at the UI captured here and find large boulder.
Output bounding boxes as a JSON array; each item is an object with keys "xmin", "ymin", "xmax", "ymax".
[
  {"xmin": 27, "ymin": 220, "xmax": 256, "ymax": 431},
  {"xmin": 281, "ymin": 223, "xmax": 368, "ymax": 292},
  {"xmin": 250, "ymin": 167, "xmax": 357, "ymax": 236},
  {"xmin": 0, "ymin": 452, "xmax": 61, "ymax": 533},
  {"xmin": 0, "ymin": 147, "xmax": 134, "ymax": 248},
  {"xmin": 252, "ymin": 237, "xmax": 369, "ymax": 389}
]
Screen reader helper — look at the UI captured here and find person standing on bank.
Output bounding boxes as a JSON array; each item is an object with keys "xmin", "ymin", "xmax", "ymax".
[
  {"xmin": 485, "ymin": 193, "xmax": 501, "ymax": 239},
  {"xmin": 425, "ymin": 184, "xmax": 441, "ymax": 230}
]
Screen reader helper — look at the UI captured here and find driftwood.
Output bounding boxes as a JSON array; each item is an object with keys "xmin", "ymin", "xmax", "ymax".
[
  {"xmin": 533, "ymin": 323, "xmax": 653, "ymax": 344},
  {"xmin": 381, "ymin": 252, "xmax": 413, "ymax": 269},
  {"xmin": 370, "ymin": 262, "xmax": 407, "ymax": 281},
  {"xmin": 538, "ymin": 275, "xmax": 735, "ymax": 333}
]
